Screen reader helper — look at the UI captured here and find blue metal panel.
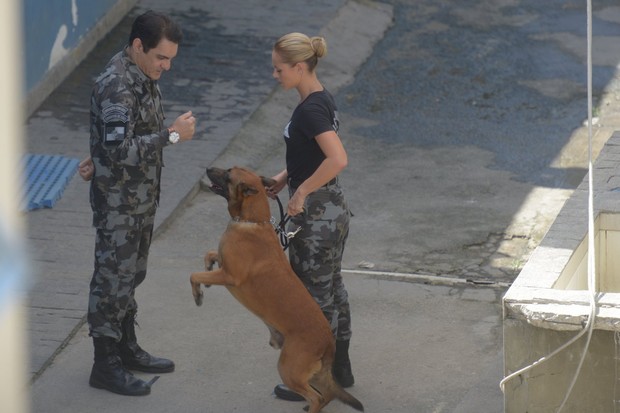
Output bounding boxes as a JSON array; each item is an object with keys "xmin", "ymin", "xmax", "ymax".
[
  {"xmin": 23, "ymin": 0, "xmax": 119, "ymax": 93},
  {"xmin": 22, "ymin": 154, "xmax": 80, "ymax": 210}
]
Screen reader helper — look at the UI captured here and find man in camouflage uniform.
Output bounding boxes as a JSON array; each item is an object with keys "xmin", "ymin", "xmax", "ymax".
[{"xmin": 79, "ymin": 10, "xmax": 196, "ymax": 396}]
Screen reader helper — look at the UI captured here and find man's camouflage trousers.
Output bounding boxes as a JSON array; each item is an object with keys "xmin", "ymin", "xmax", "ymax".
[
  {"xmin": 288, "ymin": 182, "xmax": 352, "ymax": 341},
  {"xmin": 88, "ymin": 213, "xmax": 154, "ymax": 340}
]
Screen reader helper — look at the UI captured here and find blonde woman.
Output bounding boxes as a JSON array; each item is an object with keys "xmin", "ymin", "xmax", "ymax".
[{"xmin": 267, "ymin": 32, "xmax": 355, "ymax": 401}]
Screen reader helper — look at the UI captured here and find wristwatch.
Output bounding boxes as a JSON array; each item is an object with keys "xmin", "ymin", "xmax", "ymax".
[{"xmin": 168, "ymin": 128, "xmax": 180, "ymax": 144}]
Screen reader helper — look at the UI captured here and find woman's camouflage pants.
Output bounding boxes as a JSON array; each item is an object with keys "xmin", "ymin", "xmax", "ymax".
[{"xmin": 288, "ymin": 183, "xmax": 352, "ymax": 341}]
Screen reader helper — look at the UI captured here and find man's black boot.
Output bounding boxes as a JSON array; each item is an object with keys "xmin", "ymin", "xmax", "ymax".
[
  {"xmin": 89, "ymin": 336, "xmax": 151, "ymax": 396},
  {"xmin": 118, "ymin": 311, "xmax": 175, "ymax": 373},
  {"xmin": 333, "ymin": 339, "xmax": 355, "ymax": 388}
]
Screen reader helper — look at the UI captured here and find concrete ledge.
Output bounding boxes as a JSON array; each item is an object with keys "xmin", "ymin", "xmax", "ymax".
[
  {"xmin": 504, "ymin": 130, "xmax": 620, "ymax": 331},
  {"xmin": 503, "ymin": 130, "xmax": 620, "ymax": 411}
]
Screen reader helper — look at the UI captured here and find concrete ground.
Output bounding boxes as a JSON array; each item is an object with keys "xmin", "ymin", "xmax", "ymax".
[
  {"xmin": 23, "ymin": 0, "xmax": 620, "ymax": 412},
  {"xmin": 30, "ymin": 188, "xmax": 505, "ymax": 412},
  {"xmin": 25, "ymin": 1, "xmax": 507, "ymax": 412}
]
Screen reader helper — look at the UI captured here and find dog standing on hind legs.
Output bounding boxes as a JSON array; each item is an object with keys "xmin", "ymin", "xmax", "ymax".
[{"xmin": 190, "ymin": 166, "xmax": 363, "ymax": 413}]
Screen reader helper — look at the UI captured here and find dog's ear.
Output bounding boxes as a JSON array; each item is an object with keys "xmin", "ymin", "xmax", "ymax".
[
  {"xmin": 240, "ymin": 182, "xmax": 259, "ymax": 196},
  {"xmin": 260, "ymin": 176, "xmax": 276, "ymax": 188}
]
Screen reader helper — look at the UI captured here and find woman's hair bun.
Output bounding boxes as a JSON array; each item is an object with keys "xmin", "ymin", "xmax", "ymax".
[{"xmin": 310, "ymin": 36, "xmax": 327, "ymax": 58}]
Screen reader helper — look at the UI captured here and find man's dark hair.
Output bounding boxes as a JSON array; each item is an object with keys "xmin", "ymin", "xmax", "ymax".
[{"xmin": 128, "ymin": 11, "xmax": 183, "ymax": 52}]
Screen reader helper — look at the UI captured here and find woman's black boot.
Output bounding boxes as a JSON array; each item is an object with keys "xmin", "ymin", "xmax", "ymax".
[{"xmin": 333, "ymin": 339, "xmax": 355, "ymax": 388}]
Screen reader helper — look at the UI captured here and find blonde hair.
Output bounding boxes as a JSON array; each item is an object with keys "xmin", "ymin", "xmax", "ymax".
[{"xmin": 273, "ymin": 32, "xmax": 327, "ymax": 72}]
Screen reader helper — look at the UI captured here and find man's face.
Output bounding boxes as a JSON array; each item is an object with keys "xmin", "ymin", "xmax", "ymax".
[{"xmin": 134, "ymin": 38, "xmax": 178, "ymax": 80}]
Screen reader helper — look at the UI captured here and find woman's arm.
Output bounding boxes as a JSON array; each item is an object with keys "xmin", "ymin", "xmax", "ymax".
[
  {"xmin": 267, "ymin": 168, "xmax": 289, "ymax": 199},
  {"xmin": 288, "ymin": 130, "xmax": 347, "ymax": 215}
]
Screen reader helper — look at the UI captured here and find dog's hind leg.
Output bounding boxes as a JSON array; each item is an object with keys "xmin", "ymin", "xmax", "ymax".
[
  {"xmin": 266, "ymin": 324, "xmax": 284, "ymax": 349},
  {"xmin": 309, "ymin": 364, "xmax": 365, "ymax": 412},
  {"xmin": 308, "ymin": 365, "xmax": 335, "ymax": 410},
  {"xmin": 278, "ymin": 346, "xmax": 326, "ymax": 413}
]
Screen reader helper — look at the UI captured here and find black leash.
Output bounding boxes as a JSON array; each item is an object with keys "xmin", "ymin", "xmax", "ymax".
[{"xmin": 272, "ymin": 195, "xmax": 301, "ymax": 251}]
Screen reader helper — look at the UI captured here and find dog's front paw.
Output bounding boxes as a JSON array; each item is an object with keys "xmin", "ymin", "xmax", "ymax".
[
  {"xmin": 205, "ymin": 251, "xmax": 219, "ymax": 271},
  {"xmin": 190, "ymin": 274, "xmax": 204, "ymax": 306},
  {"xmin": 194, "ymin": 289, "xmax": 204, "ymax": 306}
]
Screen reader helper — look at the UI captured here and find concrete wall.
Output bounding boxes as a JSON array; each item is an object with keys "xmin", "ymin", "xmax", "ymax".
[
  {"xmin": 23, "ymin": 0, "xmax": 138, "ymax": 116},
  {"xmin": 503, "ymin": 320, "xmax": 616, "ymax": 412},
  {"xmin": 503, "ymin": 131, "xmax": 620, "ymax": 411}
]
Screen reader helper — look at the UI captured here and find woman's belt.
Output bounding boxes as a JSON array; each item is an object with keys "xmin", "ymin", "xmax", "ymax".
[{"xmin": 288, "ymin": 176, "xmax": 338, "ymax": 190}]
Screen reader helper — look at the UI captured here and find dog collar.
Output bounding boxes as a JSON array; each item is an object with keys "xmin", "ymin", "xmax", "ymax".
[{"xmin": 231, "ymin": 217, "xmax": 271, "ymax": 225}]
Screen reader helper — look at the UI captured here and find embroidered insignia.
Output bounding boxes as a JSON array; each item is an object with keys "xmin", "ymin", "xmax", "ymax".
[
  {"xmin": 102, "ymin": 104, "xmax": 129, "ymax": 123},
  {"xmin": 101, "ymin": 104, "xmax": 129, "ymax": 144}
]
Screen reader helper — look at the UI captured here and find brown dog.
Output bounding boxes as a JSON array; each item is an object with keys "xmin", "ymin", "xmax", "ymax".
[{"xmin": 190, "ymin": 166, "xmax": 363, "ymax": 413}]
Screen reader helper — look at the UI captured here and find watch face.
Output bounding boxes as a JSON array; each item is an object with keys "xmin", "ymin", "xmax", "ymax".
[{"xmin": 170, "ymin": 131, "xmax": 180, "ymax": 143}]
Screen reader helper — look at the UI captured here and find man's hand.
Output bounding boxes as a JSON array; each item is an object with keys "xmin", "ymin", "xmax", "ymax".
[
  {"xmin": 171, "ymin": 111, "xmax": 197, "ymax": 142},
  {"xmin": 79, "ymin": 156, "xmax": 94, "ymax": 181}
]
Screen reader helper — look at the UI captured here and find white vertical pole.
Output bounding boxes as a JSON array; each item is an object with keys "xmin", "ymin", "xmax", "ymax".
[{"xmin": 0, "ymin": 0, "xmax": 28, "ymax": 411}]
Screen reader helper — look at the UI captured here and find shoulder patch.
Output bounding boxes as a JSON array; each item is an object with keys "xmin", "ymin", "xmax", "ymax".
[
  {"xmin": 101, "ymin": 104, "xmax": 129, "ymax": 145},
  {"xmin": 101, "ymin": 103, "xmax": 129, "ymax": 123}
]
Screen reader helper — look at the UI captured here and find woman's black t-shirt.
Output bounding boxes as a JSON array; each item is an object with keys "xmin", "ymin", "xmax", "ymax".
[{"xmin": 284, "ymin": 89, "xmax": 340, "ymax": 187}]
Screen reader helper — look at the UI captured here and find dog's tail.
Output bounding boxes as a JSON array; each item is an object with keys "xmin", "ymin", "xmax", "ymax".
[
  {"xmin": 334, "ymin": 385, "xmax": 364, "ymax": 412},
  {"xmin": 313, "ymin": 362, "xmax": 364, "ymax": 412}
]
